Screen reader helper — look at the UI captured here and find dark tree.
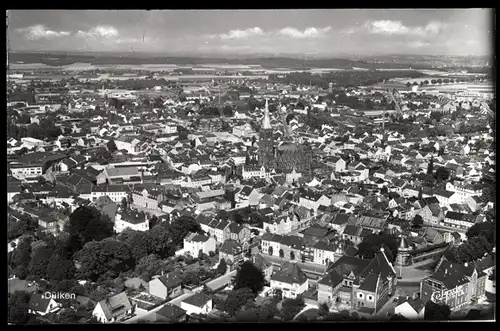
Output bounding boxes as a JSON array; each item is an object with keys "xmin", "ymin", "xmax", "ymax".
[
  {"xmin": 357, "ymin": 232, "xmax": 398, "ymax": 262},
  {"xmin": 466, "ymin": 221, "xmax": 496, "ymax": 246},
  {"xmin": 224, "ymin": 287, "xmax": 256, "ymax": 316},
  {"xmin": 106, "ymin": 139, "xmax": 118, "ymax": 153},
  {"xmin": 290, "ymin": 251, "xmax": 295, "ymax": 260},
  {"xmin": 10, "ymin": 236, "xmax": 33, "ymax": 279},
  {"xmin": 29, "ymin": 246, "xmax": 53, "ymax": 280},
  {"xmin": 437, "ymin": 79, "xmax": 443, "ymax": 84},
  {"xmin": 149, "ymin": 215, "xmax": 159, "ymax": 228},
  {"xmin": 8, "ymin": 215, "xmax": 39, "ymax": 241},
  {"xmin": 424, "ymin": 301, "xmax": 451, "ymax": 320},
  {"xmin": 318, "ymin": 302, "xmax": 330, "ymax": 317},
  {"xmin": 46, "ymin": 254, "xmax": 76, "ymax": 281},
  {"xmin": 406, "ymin": 82, "xmax": 412, "ymax": 88},
  {"xmin": 65, "ymin": 206, "xmax": 115, "ymax": 252},
  {"xmin": 234, "ymin": 261, "xmax": 266, "ymax": 295},
  {"xmin": 167, "ymin": 216, "xmax": 201, "ymax": 247},
  {"xmin": 120, "ymin": 197, "xmax": 128, "ymax": 211},
  {"xmin": 75, "ymin": 239, "xmax": 135, "ymax": 282},
  {"xmin": 435, "ymin": 167, "xmax": 450, "ymax": 182},
  {"xmin": 120, "ymin": 230, "xmax": 151, "ymax": 262},
  {"xmin": 8, "ymin": 291, "xmax": 31, "ymax": 325},
  {"xmin": 412, "ymin": 214, "xmax": 424, "ymax": 229},
  {"xmin": 217, "ymin": 258, "xmax": 228, "ymax": 275},
  {"xmin": 279, "ymin": 249, "xmax": 284, "ymax": 258}
]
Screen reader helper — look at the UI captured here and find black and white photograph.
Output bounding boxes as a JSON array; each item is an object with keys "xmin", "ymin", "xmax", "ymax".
[{"xmin": 6, "ymin": 9, "xmax": 495, "ymax": 324}]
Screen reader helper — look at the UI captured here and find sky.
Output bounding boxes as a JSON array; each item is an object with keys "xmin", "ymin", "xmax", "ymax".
[{"xmin": 7, "ymin": 9, "xmax": 493, "ymax": 57}]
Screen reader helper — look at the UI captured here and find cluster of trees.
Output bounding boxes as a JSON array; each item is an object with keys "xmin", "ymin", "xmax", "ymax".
[
  {"xmin": 216, "ymin": 261, "xmax": 268, "ymax": 320},
  {"xmin": 198, "ymin": 105, "xmax": 234, "ymax": 117},
  {"xmin": 216, "ymin": 207, "xmax": 271, "ymax": 228},
  {"xmin": 8, "ymin": 233, "xmax": 76, "ymax": 284},
  {"xmin": 335, "ymin": 92, "xmax": 395, "ymax": 111},
  {"xmin": 8, "ymin": 215, "xmax": 39, "ymax": 242},
  {"xmin": 444, "ymin": 221, "xmax": 495, "ymax": 264},
  {"xmin": 8, "ymin": 116, "xmax": 62, "ymax": 141},
  {"xmin": 271, "ymin": 70, "xmax": 425, "ymax": 89},
  {"xmin": 405, "ymin": 77, "xmax": 474, "ymax": 88},
  {"xmin": 357, "ymin": 231, "xmax": 399, "ymax": 262}
]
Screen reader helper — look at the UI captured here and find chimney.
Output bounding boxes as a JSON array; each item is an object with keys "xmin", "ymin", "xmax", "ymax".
[
  {"xmin": 464, "ymin": 262, "xmax": 468, "ymax": 267},
  {"xmin": 412, "ymin": 293, "xmax": 419, "ymax": 300},
  {"xmin": 406, "ymin": 295, "xmax": 409, "ymax": 301}
]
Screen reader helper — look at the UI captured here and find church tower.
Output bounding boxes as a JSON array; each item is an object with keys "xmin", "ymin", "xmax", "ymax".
[{"xmin": 258, "ymin": 99, "xmax": 275, "ymax": 168}]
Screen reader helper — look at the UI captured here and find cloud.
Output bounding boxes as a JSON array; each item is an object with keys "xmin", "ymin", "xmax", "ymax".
[
  {"xmin": 277, "ymin": 26, "xmax": 331, "ymax": 39},
  {"xmin": 76, "ymin": 25, "xmax": 119, "ymax": 39},
  {"xmin": 364, "ymin": 20, "xmax": 446, "ymax": 36},
  {"xmin": 16, "ymin": 25, "xmax": 70, "ymax": 40},
  {"xmin": 219, "ymin": 27, "xmax": 264, "ymax": 39},
  {"xmin": 408, "ymin": 41, "xmax": 430, "ymax": 48}
]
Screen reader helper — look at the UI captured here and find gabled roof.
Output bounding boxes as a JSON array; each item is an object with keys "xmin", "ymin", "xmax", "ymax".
[
  {"xmin": 396, "ymin": 297, "xmax": 425, "ymax": 313},
  {"xmin": 428, "ymin": 260, "xmax": 475, "ymax": 289},
  {"xmin": 156, "ymin": 304, "xmax": 187, "ymax": 321},
  {"xmin": 156, "ymin": 272, "xmax": 183, "ymax": 289},
  {"xmin": 97, "ymin": 292, "xmax": 132, "ymax": 321},
  {"xmin": 358, "ymin": 272, "xmax": 379, "ymax": 292},
  {"xmin": 271, "ymin": 262, "xmax": 308, "ymax": 285},
  {"xmin": 219, "ymin": 240, "xmax": 242, "ymax": 255},
  {"xmin": 29, "ymin": 293, "xmax": 54, "ymax": 312},
  {"xmin": 358, "ymin": 249, "xmax": 396, "ymax": 280},
  {"xmin": 319, "ymin": 255, "xmax": 371, "ymax": 287},
  {"xmin": 182, "ymin": 293, "xmax": 211, "ymax": 308},
  {"xmin": 252, "ymin": 253, "xmax": 273, "ymax": 270}
]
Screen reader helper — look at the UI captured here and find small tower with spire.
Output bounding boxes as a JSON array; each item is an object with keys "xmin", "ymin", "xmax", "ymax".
[{"xmin": 395, "ymin": 235, "xmax": 412, "ymax": 278}]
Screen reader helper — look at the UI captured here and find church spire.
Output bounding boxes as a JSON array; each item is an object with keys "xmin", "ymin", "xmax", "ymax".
[{"xmin": 262, "ymin": 98, "xmax": 272, "ymax": 130}]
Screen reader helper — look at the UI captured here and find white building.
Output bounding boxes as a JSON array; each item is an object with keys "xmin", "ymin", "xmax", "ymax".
[
  {"xmin": 180, "ymin": 293, "xmax": 213, "ymax": 316},
  {"xmin": 114, "ymin": 211, "xmax": 149, "ymax": 233},
  {"xmin": 270, "ymin": 262, "xmax": 309, "ymax": 299},
  {"xmin": 183, "ymin": 232, "xmax": 216, "ymax": 257}
]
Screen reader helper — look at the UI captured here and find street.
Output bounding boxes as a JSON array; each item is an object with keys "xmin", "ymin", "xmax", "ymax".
[{"xmin": 294, "ymin": 303, "xmax": 319, "ymax": 320}]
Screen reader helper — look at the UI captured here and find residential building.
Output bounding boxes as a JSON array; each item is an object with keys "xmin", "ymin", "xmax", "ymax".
[
  {"xmin": 180, "ymin": 293, "xmax": 213, "ymax": 316},
  {"xmin": 270, "ymin": 261, "xmax": 309, "ymax": 299},
  {"xmin": 92, "ymin": 292, "xmax": 133, "ymax": 324},
  {"xmin": 183, "ymin": 232, "xmax": 216, "ymax": 257}
]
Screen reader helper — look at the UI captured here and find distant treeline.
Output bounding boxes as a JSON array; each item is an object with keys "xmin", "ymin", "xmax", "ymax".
[
  {"xmin": 270, "ymin": 70, "xmax": 426, "ymax": 88},
  {"xmin": 10, "ymin": 52, "xmax": 431, "ymax": 70}
]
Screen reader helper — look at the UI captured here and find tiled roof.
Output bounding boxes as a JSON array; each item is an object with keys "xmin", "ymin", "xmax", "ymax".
[
  {"xmin": 271, "ymin": 262, "xmax": 308, "ymax": 285},
  {"xmin": 358, "ymin": 272, "xmax": 379, "ymax": 292},
  {"xmin": 182, "ymin": 293, "xmax": 211, "ymax": 308},
  {"xmin": 97, "ymin": 292, "xmax": 132, "ymax": 321}
]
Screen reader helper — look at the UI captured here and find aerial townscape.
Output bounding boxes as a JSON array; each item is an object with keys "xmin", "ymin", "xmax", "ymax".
[{"xmin": 7, "ymin": 9, "xmax": 495, "ymax": 324}]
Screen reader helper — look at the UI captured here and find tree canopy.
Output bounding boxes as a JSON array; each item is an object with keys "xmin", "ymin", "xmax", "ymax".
[
  {"xmin": 75, "ymin": 239, "xmax": 135, "ymax": 282},
  {"xmin": 233, "ymin": 261, "xmax": 266, "ymax": 295},
  {"xmin": 65, "ymin": 206, "xmax": 115, "ymax": 252},
  {"xmin": 424, "ymin": 301, "xmax": 451, "ymax": 320},
  {"xmin": 8, "ymin": 291, "xmax": 31, "ymax": 325},
  {"xmin": 357, "ymin": 232, "xmax": 398, "ymax": 262}
]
